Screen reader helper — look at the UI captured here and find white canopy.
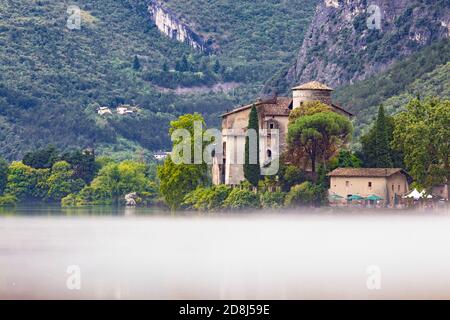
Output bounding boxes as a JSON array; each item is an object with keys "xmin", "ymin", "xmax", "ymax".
[{"xmin": 403, "ymin": 188, "xmax": 426, "ymax": 200}]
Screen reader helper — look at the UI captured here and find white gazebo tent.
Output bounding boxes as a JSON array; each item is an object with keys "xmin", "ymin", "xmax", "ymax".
[{"xmin": 403, "ymin": 188, "xmax": 426, "ymax": 200}]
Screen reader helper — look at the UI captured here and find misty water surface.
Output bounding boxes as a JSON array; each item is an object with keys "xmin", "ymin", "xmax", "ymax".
[{"xmin": 0, "ymin": 205, "xmax": 449, "ymax": 299}]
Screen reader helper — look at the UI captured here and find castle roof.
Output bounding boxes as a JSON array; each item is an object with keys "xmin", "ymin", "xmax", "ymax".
[
  {"xmin": 292, "ymin": 81, "xmax": 333, "ymax": 91},
  {"xmin": 327, "ymin": 168, "xmax": 409, "ymax": 178},
  {"xmin": 221, "ymin": 97, "xmax": 292, "ymax": 117}
]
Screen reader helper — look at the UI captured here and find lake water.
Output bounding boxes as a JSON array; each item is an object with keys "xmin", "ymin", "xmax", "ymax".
[{"xmin": 1, "ymin": 205, "xmax": 449, "ymax": 299}]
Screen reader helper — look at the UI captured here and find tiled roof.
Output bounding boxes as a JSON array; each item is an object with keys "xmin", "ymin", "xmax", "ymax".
[
  {"xmin": 292, "ymin": 81, "xmax": 333, "ymax": 91},
  {"xmin": 221, "ymin": 97, "xmax": 292, "ymax": 117},
  {"xmin": 327, "ymin": 168, "xmax": 407, "ymax": 177},
  {"xmin": 331, "ymin": 103, "xmax": 353, "ymax": 117}
]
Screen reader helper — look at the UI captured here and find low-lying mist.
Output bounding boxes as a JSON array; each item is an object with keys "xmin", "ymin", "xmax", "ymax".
[{"xmin": 1, "ymin": 208, "xmax": 449, "ymax": 299}]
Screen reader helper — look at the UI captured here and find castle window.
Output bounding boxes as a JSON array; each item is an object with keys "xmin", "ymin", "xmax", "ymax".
[
  {"xmin": 368, "ymin": 182, "xmax": 372, "ymax": 188},
  {"xmin": 267, "ymin": 150, "xmax": 272, "ymax": 158},
  {"xmin": 269, "ymin": 123, "xmax": 274, "ymax": 129}
]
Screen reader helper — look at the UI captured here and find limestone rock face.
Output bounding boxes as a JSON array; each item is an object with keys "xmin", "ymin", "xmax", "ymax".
[
  {"xmin": 266, "ymin": 0, "xmax": 449, "ymax": 93},
  {"xmin": 148, "ymin": 0, "xmax": 212, "ymax": 53}
]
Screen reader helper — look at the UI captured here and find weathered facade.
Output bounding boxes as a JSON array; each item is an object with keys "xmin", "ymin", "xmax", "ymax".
[
  {"xmin": 432, "ymin": 184, "xmax": 449, "ymax": 200},
  {"xmin": 212, "ymin": 81, "xmax": 352, "ymax": 185},
  {"xmin": 328, "ymin": 168, "xmax": 412, "ymax": 206}
]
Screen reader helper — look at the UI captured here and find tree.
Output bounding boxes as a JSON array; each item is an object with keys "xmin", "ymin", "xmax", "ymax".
[
  {"xmin": 331, "ymin": 150, "xmax": 362, "ymax": 169},
  {"xmin": 45, "ymin": 161, "xmax": 85, "ymax": 201},
  {"xmin": 61, "ymin": 149, "xmax": 99, "ymax": 184},
  {"xmin": 23, "ymin": 145, "xmax": 59, "ymax": 169},
  {"xmin": 393, "ymin": 98, "xmax": 450, "ymax": 190},
  {"xmin": 96, "ymin": 161, "xmax": 155, "ymax": 202},
  {"xmin": 288, "ymin": 101, "xmax": 331, "ymax": 124},
  {"xmin": 133, "ymin": 55, "xmax": 141, "ymax": 70},
  {"xmin": 285, "ymin": 182, "xmax": 317, "ymax": 207},
  {"xmin": 175, "ymin": 55, "xmax": 189, "ymax": 72},
  {"xmin": 260, "ymin": 191, "xmax": 286, "ymax": 209},
  {"xmin": 361, "ymin": 106, "xmax": 394, "ymax": 168},
  {"xmin": 213, "ymin": 59, "xmax": 221, "ymax": 74},
  {"xmin": 288, "ymin": 112, "xmax": 353, "ymax": 172},
  {"xmin": 244, "ymin": 105, "xmax": 260, "ymax": 186},
  {"xmin": 222, "ymin": 188, "xmax": 260, "ymax": 210},
  {"xmin": 361, "ymin": 109, "xmax": 403, "ymax": 168},
  {"xmin": 0, "ymin": 157, "xmax": 8, "ymax": 195},
  {"xmin": 157, "ymin": 113, "xmax": 209, "ymax": 210},
  {"xmin": 5, "ymin": 162, "xmax": 49, "ymax": 200}
]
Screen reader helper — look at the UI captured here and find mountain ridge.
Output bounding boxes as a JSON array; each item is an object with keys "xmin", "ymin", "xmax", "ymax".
[{"xmin": 265, "ymin": 0, "xmax": 450, "ymax": 94}]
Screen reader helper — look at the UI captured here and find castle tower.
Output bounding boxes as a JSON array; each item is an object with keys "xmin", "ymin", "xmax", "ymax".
[{"xmin": 292, "ymin": 81, "xmax": 333, "ymax": 109}]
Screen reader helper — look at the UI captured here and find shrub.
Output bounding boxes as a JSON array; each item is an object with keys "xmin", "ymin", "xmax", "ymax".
[
  {"xmin": 0, "ymin": 194, "xmax": 17, "ymax": 207},
  {"xmin": 223, "ymin": 188, "xmax": 260, "ymax": 210},
  {"xmin": 182, "ymin": 187, "xmax": 211, "ymax": 210},
  {"xmin": 285, "ymin": 182, "xmax": 317, "ymax": 207},
  {"xmin": 260, "ymin": 191, "xmax": 286, "ymax": 209},
  {"xmin": 183, "ymin": 185, "xmax": 232, "ymax": 211},
  {"xmin": 205, "ymin": 185, "xmax": 232, "ymax": 210}
]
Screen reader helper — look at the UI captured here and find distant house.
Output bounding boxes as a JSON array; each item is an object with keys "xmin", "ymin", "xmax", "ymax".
[
  {"xmin": 97, "ymin": 106, "xmax": 112, "ymax": 115},
  {"xmin": 328, "ymin": 168, "xmax": 412, "ymax": 206},
  {"xmin": 116, "ymin": 106, "xmax": 134, "ymax": 115},
  {"xmin": 154, "ymin": 151, "xmax": 169, "ymax": 161},
  {"xmin": 432, "ymin": 184, "xmax": 449, "ymax": 200},
  {"xmin": 116, "ymin": 105, "xmax": 139, "ymax": 115}
]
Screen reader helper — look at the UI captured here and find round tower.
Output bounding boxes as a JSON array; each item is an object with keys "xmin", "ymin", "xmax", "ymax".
[{"xmin": 292, "ymin": 81, "xmax": 333, "ymax": 109}]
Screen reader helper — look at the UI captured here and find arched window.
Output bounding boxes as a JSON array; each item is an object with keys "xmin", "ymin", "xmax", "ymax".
[{"xmin": 267, "ymin": 149, "xmax": 272, "ymax": 158}]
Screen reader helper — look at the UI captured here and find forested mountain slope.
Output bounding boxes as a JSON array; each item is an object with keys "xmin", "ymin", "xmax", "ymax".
[
  {"xmin": 333, "ymin": 40, "xmax": 450, "ymax": 137},
  {"xmin": 265, "ymin": 0, "xmax": 449, "ymax": 94},
  {"xmin": 0, "ymin": 0, "xmax": 317, "ymax": 160}
]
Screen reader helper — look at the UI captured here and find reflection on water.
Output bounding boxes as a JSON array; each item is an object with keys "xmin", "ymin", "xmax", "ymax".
[
  {"xmin": 0, "ymin": 204, "xmax": 171, "ymax": 217},
  {"xmin": 0, "ymin": 206, "xmax": 449, "ymax": 299}
]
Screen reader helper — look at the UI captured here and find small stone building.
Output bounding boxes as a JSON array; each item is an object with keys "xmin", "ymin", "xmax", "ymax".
[
  {"xmin": 327, "ymin": 168, "xmax": 412, "ymax": 206},
  {"xmin": 212, "ymin": 81, "xmax": 352, "ymax": 185},
  {"xmin": 432, "ymin": 184, "xmax": 449, "ymax": 200}
]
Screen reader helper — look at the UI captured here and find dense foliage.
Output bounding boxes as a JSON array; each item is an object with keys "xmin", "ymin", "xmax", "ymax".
[
  {"xmin": 360, "ymin": 106, "xmax": 403, "ymax": 168},
  {"xmin": 392, "ymin": 98, "xmax": 450, "ymax": 190},
  {"xmin": 157, "ymin": 113, "xmax": 210, "ymax": 209},
  {"xmin": 334, "ymin": 40, "xmax": 450, "ymax": 137},
  {"xmin": 63, "ymin": 160, "xmax": 157, "ymax": 206},
  {"xmin": 287, "ymin": 112, "xmax": 353, "ymax": 172},
  {"xmin": 0, "ymin": 157, "xmax": 7, "ymax": 194},
  {"xmin": 222, "ymin": 188, "xmax": 260, "ymax": 210},
  {"xmin": 0, "ymin": 0, "xmax": 316, "ymax": 160}
]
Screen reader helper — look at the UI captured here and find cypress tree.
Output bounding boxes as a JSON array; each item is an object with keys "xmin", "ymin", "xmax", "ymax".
[
  {"xmin": 0, "ymin": 157, "xmax": 8, "ymax": 195},
  {"xmin": 244, "ymin": 105, "xmax": 260, "ymax": 186},
  {"xmin": 373, "ymin": 105, "xmax": 393, "ymax": 168},
  {"xmin": 133, "ymin": 55, "xmax": 141, "ymax": 70}
]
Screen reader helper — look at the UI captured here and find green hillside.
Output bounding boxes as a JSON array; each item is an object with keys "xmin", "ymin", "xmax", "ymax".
[
  {"xmin": 333, "ymin": 40, "xmax": 450, "ymax": 137},
  {"xmin": 0, "ymin": 0, "xmax": 317, "ymax": 160}
]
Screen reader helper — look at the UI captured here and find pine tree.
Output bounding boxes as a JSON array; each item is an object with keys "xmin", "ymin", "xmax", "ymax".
[
  {"xmin": 244, "ymin": 105, "xmax": 260, "ymax": 186},
  {"xmin": 373, "ymin": 105, "xmax": 393, "ymax": 168},
  {"xmin": 213, "ymin": 59, "xmax": 221, "ymax": 74},
  {"xmin": 133, "ymin": 55, "xmax": 141, "ymax": 70}
]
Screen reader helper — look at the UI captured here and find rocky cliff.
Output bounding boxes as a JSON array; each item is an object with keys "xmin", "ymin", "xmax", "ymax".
[
  {"xmin": 265, "ymin": 0, "xmax": 450, "ymax": 93},
  {"xmin": 148, "ymin": 0, "xmax": 213, "ymax": 53}
]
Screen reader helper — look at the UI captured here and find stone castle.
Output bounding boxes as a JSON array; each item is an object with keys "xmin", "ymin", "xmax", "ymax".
[{"xmin": 212, "ymin": 81, "xmax": 353, "ymax": 185}]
